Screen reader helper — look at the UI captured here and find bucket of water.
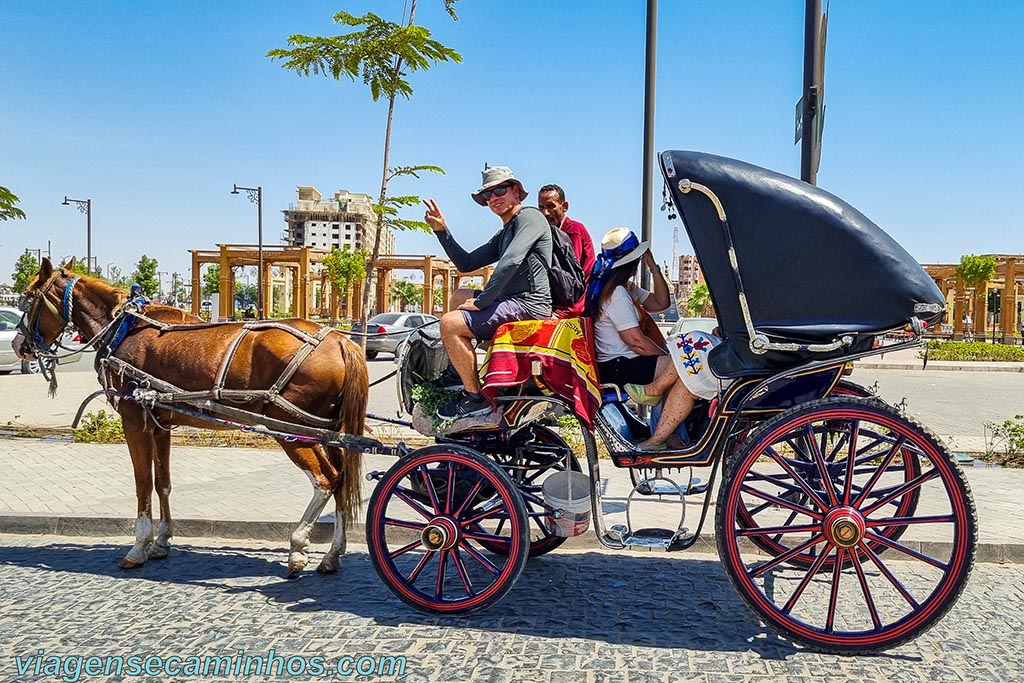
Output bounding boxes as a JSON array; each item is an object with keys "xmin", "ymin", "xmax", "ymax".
[{"xmin": 542, "ymin": 471, "xmax": 592, "ymax": 537}]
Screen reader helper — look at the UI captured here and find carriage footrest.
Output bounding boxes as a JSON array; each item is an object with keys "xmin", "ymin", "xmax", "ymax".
[
  {"xmin": 609, "ymin": 525, "xmax": 686, "ymax": 550},
  {"xmin": 634, "ymin": 477, "xmax": 708, "ymax": 497}
]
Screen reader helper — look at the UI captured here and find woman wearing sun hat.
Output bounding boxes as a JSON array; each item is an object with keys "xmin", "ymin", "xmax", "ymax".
[{"xmin": 586, "ymin": 227, "xmax": 720, "ymax": 450}]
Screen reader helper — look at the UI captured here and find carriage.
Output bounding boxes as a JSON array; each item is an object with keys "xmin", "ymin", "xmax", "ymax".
[{"xmin": 14, "ymin": 151, "xmax": 975, "ymax": 655}]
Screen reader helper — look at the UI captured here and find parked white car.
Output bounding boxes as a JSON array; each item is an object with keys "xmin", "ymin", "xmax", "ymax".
[{"xmin": 0, "ymin": 306, "xmax": 83, "ymax": 374}]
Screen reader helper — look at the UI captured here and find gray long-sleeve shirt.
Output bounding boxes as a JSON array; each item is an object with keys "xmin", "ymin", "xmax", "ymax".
[{"xmin": 436, "ymin": 206, "xmax": 553, "ymax": 318}]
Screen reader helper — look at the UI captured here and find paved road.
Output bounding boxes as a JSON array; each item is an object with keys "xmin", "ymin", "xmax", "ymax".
[{"xmin": 0, "ymin": 534, "xmax": 1022, "ymax": 683}]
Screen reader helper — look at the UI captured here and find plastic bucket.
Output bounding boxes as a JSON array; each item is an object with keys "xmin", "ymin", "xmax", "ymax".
[{"xmin": 542, "ymin": 471, "xmax": 592, "ymax": 537}]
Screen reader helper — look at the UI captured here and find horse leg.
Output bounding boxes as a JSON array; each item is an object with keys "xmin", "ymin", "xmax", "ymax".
[
  {"xmin": 278, "ymin": 441, "xmax": 336, "ymax": 576},
  {"xmin": 147, "ymin": 426, "xmax": 173, "ymax": 559},
  {"xmin": 120, "ymin": 407, "xmax": 156, "ymax": 569},
  {"xmin": 317, "ymin": 488, "xmax": 348, "ymax": 574}
]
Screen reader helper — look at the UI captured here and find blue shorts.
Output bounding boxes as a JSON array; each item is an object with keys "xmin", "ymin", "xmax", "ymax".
[{"xmin": 461, "ymin": 297, "xmax": 535, "ymax": 340}]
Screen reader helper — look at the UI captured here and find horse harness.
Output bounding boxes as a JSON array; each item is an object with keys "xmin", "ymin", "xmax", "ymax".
[{"xmin": 21, "ymin": 271, "xmax": 349, "ymax": 429}]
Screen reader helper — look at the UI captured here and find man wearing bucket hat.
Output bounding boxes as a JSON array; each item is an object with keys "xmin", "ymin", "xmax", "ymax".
[{"xmin": 423, "ymin": 165, "xmax": 553, "ymax": 420}]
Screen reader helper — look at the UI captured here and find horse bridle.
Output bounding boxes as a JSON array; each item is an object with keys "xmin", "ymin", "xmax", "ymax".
[{"xmin": 16, "ymin": 268, "xmax": 80, "ymax": 359}]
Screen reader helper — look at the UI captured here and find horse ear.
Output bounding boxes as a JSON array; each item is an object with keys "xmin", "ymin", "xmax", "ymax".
[
  {"xmin": 40, "ymin": 257, "xmax": 53, "ymax": 278},
  {"xmin": 66, "ymin": 256, "xmax": 77, "ymax": 272}
]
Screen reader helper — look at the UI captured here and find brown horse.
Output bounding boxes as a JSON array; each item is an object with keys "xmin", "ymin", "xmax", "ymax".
[{"xmin": 13, "ymin": 259, "xmax": 367, "ymax": 574}]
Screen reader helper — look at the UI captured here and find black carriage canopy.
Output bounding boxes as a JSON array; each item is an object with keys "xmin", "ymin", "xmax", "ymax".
[{"xmin": 660, "ymin": 150, "xmax": 945, "ymax": 379}]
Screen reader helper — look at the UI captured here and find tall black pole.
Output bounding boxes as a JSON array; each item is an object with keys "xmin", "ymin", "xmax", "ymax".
[
  {"xmin": 801, "ymin": 0, "xmax": 822, "ymax": 184},
  {"xmin": 257, "ymin": 186, "xmax": 264, "ymax": 319},
  {"xmin": 640, "ymin": 0, "xmax": 658, "ymax": 288}
]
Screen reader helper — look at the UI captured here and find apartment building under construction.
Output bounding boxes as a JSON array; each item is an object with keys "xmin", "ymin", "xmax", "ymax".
[{"xmin": 281, "ymin": 186, "xmax": 395, "ymax": 257}]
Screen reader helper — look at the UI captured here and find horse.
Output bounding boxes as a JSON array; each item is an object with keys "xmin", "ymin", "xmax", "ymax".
[{"xmin": 13, "ymin": 259, "xmax": 368, "ymax": 575}]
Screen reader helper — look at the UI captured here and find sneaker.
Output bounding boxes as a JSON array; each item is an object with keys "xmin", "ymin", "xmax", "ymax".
[
  {"xmin": 638, "ymin": 441, "xmax": 667, "ymax": 452},
  {"xmin": 624, "ymin": 383, "xmax": 661, "ymax": 406},
  {"xmin": 432, "ymin": 365, "xmax": 464, "ymax": 390},
  {"xmin": 437, "ymin": 390, "xmax": 492, "ymax": 420}
]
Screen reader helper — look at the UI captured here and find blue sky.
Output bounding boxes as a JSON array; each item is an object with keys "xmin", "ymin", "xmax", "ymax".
[{"xmin": 2, "ymin": 1, "xmax": 1022, "ymax": 289}]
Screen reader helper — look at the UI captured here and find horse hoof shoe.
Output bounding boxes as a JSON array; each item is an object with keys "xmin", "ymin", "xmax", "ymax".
[
  {"xmin": 119, "ymin": 557, "xmax": 145, "ymax": 570},
  {"xmin": 316, "ymin": 559, "xmax": 339, "ymax": 574},
  {"xmin": 287, "ymin": 554, "xmax": 309, "ymax": 576},
  {"xmin": 147, "ymin": 544, "xmax": 170, "ymax": 559}
]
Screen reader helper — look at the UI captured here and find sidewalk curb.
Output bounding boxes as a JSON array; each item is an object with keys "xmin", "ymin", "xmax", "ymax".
[
  {"xmin": 2, "ymin": 514, "xmax": 1018, "ymax": 564},
  {"xmin": 856, "ymin": 361, "xmax": 1024, "ymax": 372}
]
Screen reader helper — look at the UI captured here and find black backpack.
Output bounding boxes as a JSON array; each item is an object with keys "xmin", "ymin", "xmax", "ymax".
[{"xmin": 547, "ymin": 224, "xmax": 587, "ymax": 312}]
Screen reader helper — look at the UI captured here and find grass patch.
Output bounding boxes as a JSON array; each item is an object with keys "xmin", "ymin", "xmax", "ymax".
[
  {"xmin": 73, "ymin": 410, "xmax": 126, "ymax": 443},
  {"xmin": 921, "ymin": 340, "xmax": 1024, "ymax": 362}
]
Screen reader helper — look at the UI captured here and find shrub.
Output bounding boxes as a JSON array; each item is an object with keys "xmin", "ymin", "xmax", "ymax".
[
  {"xmin": 922, "ymin": 340, "xmax": 1024, "ymax": 362},
  {"xmin": 984, "ymin": 414, "xmax": 1024, "ymax": 468},
  {"xmin": 73, "ymin": 410, "xmax": 125, "ymax": 443}
]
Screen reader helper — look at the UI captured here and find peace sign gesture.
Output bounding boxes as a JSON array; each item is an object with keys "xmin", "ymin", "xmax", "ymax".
[{"xmin": 423, "ymin": 199, "xmax": 447, "ymax": 233}]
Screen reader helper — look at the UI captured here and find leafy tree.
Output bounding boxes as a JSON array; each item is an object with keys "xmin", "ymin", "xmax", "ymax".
[
  {"xmin": 0, "ymin": 185, "xmax": 26, "ymax": 221},
  {"xmin": 58, "ymin": 257, "xmax": 91, "ymax": 276},
  {"xmin": 104, "ymin": 265, "xmax": 130, "ymax": 289},
  {"xmin": 391, "ymin": 279, "xmax": 422, "ymax": 310},
  {"xmin": 11, "ymin": 251, "xmax": 39, "ymax": 292},
  {"xmin": 269, "ymin": 4, "xmax": 461, "ymax": 343},
  {"xmin": 434, "ymin": 284, "xmax": 444, "ymax": 313},
  {"xmin": 235, "ymin": 281, "xmax": 258, "ymax": 310},
  {"xmin": 955, "ymin": 254, "xmax": 997, "ymax": 290},
  {"xmin": 129, "ymin": 255, "xmax": 160, "ymax": 298},
  {"xmin": 322, "ymin": 245, "xmax": 367, "ymax": 320},
  {"xmin": 686, "ymin": 283, "xmax": 712, "ymax": 317},
  {"xmin": 203, "ymin": 265, "xmax": 221, "ymax": 295}
]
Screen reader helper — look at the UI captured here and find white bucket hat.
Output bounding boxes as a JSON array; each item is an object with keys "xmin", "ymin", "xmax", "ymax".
[
  {"xmin": 599, "ymin": 227, "xmax": 649, "ymax": 269},
  {"xmin": 471, "ymin": 165, "xmax": 528, "ymax": 206}
]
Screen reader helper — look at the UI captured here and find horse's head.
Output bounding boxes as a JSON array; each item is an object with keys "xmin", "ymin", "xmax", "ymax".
[{"xmin": 13, "ymin": 257, "xmax": 81, "ymax": 361}]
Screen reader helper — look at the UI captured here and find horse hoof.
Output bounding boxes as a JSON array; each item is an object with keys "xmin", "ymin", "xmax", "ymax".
[
  {"xmin": 119, "ymin": 556, "xmax": 146, "ymax": 570},
  {"xmin": 316, "ymin": 556, "xmax": 340, "ymax": 574},
  {"xmin": 287, "ymin": 553, "xmax": 309, "ymax": 576},
  {"xmin": 147, "ymin": 543, "xmax": 170, "ymax": 559}
]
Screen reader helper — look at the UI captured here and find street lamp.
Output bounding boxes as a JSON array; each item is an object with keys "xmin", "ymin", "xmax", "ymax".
[
  {"xmin": 231, "ymin": 184, "xmax": 263, "ymax": 318},
  {"xmin": 62, "ymin": 196, "xmax": 92, "ymax": 275}
]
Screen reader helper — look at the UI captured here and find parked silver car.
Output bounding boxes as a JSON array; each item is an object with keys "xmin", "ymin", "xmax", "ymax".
[
  {"xmin": 351, "ymin": 312, "xmax": 439, "ymax": 359},
  {"xmin": 667, "ymin": 316, "xmax": 720, "ymax": 338},
  {"xmin": 0, "ymin": 306, "xmax": 84, "ymax": 374}
]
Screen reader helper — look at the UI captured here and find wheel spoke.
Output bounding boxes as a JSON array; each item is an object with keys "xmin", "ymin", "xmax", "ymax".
[
  {"xmin": 387, "ymin": 539, "xmax": 424, "ymax": 560},
  {"xmin": 825, "ymin": 547, "xmax": 844, "ymax": 633},
  {"xmin": 383, "ymin": 516, "xmax": 427, "ymax": 531},
  {"xmin": 861, "ymin": 469, "xmax": 939, "ymax": 517},
  {"xmin": 741, "ymin": 483, "xmax": 822, "ymax": 520},
  {"xmin": 737, "ymin": 522, "xmax": 821, "ymax": 538},
  {"xmin": 849, "ymin": 548, "xmax": 883, "ymax": 631},
  {"xmin": 444, "ymin": 462, "xmax": 455, "ymax": 514},
  {"xmin": 860, "ymin": 543, "xmax": 921, "ymax": 609},
  {"xmin": 750, "ymin": 534, "xmax": 826, "ymax": 578},
  {"xmin": 842, "ymin": 420, "xmax": 860, "ymax": 505},
  {"xmin": 392, "ymin": 488, "xmax": 435, "ymax": 521},
  {"xmin": 805, "ymin": 424, "xmax": 839, "ymax": 507},
  {"xmin": 781, "ymin": 543, "xmax": 835, "ymax": 614},
  {"xmin": 458, "ymin": 540, "xmax": 502, "ymax": 575},
  {"xmin": 451, "ymin": 479, "xmax": 485, "ymax": 519},
  {"xmin": 852, "ymin": 435, "xmax": 906, "ymax": 507},
  {"xmin": 416, "ymin": 465, "xmax": 443, "ymax": 513},
  {"xmin": 434, "ymin": 549, "xmax": 448, "ymax": 600},
  {"xmin": 451, "ymin": 547, "xmax": 476, "ymax": 596},
  {"xmin": 406, "ymin": 550, "xmax": 435, "ymax": 584},
  {"xmin": 461, "ymin": 503, "xmax": 507, "ymax": 527},
  {"xmin": 863, "ymin": 530, "xmax": 950, "ymax": 570},
  {"xmin": 764, "ymin": 446, "xmax": 830, "ymax": 512}
]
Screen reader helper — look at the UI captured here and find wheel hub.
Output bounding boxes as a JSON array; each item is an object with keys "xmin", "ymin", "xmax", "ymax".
[
  {"xmin": 823, "ymin": 506, "xmax": 867, "ymax": 548},
  {"xmin": 421, "ymin": 517, "xmax": 459, "ymax": 551}
]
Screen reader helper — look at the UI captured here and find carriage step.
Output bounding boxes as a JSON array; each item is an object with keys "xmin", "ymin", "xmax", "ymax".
[
  {"xmin": 609, "ymin": 525, "xmax": 685, "ymax": 550},
  {"xmin": 634, "ymin": 477, "xmax": 707, "ymax": 497}
]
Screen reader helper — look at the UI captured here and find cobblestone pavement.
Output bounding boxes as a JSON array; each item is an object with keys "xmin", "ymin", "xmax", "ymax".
[{"xmin": 0, "ymin": 534, "xmax": 1022, "ymax": 683}]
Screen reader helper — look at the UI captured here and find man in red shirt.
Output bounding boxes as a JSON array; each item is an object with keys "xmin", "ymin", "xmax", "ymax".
[{"xmin": 538, "ymin": 184, "xmax": 596, "ymax": 318}]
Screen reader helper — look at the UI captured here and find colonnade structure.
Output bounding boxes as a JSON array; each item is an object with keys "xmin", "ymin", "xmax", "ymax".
[
  {"xmin": 187, "ymin": 244, "xmax": 492, "ymax": 321},
  {"xmin": 923, "ymin": 255, "xmax": 1023, "ymax": 343}
]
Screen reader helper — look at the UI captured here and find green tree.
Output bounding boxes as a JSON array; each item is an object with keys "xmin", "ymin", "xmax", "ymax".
[
  {"xmin": 11, "ymin": 251, "xmax": 39, "ymax": 292},
  {"xmin": 322, "ymin": 245, "xmax": 367, "ymax": 320},
  {"xmin": 0, "ymin": 185, "xmax": 26, "ymax": 221},
  {"xmin": 269, "ymin": 4, "xmax": 461, "ymax": 343},
  {"xmin": 686, "ymin": 283, "xmax": 712, "ymax": 317},
  {"xmin": 58, "ymin": 257, "xmax": 90, "ymax": 276},
  {"xmin": 104, "ymin": 265, "xmax": 130, "ymax": 289},
  {"xmin": 955, "ymin": 254, "xmax": 997, "ymax": 290},
  {"xmin": 433, "ymin": 284, "xmax": 444, "ymax": 313},
  {"xmin": 203, "ymin": 265, "xmax": 220, "ymax": 295},
  {"xmin": 130, "ymin": 255, "xmax": 160, "ymax": 298},
  {"xmin": 391, "ymin": 279, "xmax": 422, "ymax": 311}
]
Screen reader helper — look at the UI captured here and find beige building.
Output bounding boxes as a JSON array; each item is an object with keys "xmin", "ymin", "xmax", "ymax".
[{"xmin": 281, "ymin": 186, "xmax": 395, "ymax": 257}]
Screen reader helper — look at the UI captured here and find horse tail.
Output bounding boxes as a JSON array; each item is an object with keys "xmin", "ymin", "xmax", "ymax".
[{"xmin": 331, "ymin": 332, "xmax": 369, "ymax": 527}]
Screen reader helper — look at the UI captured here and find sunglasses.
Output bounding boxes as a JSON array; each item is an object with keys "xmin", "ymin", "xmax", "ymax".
[{"xmin": 480, "ymin": 184, "xmax": 511, "ymax": 202}]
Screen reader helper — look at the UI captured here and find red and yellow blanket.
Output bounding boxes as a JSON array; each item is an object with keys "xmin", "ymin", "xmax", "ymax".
[{"xmin": 480, "ymin": 317, "xmax": 601, "ymax": 427}]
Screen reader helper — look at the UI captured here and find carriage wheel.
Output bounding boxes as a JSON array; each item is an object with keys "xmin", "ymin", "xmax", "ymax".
[
  {"xmin": 734, "ymin": 383, "xmax": 918, "ymax": 569},
  {"xmin": 366, "ymin": 445, "xmax": 530, "ymax": 614},
  {"xmin": 475, "ymin": 424, "xmax": 584, "ymax": 558},
  {"xmin": 717, "ymin": 397, "xmax": 976, "ymax": 653}
]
